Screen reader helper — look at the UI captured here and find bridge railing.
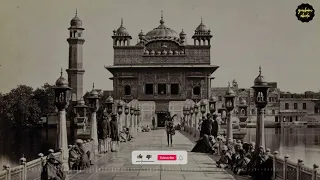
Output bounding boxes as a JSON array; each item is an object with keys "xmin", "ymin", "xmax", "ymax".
[
  {"xmin": 182, "ymin": 124, "xmax": 320, "ymax": 180},
  {"xmin": 0, "ymin": 139, "xmax": 94, "ymax": 180}
]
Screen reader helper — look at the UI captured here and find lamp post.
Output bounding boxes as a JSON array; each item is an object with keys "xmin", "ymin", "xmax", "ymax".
[
  {"xmin": 117, "ymin": 100, "xmax": 124, "ymax": 131},
  {"xmin": 74, "ymin": 99, "xmax": 88, "ymax": 138},
  {"xmin": 53, "ymin": 69, "xmax": 72, "ymax": 171},
  {"xmin": 194, "ymin": 103, "xmax": 199, "ymax": 137},
  {"xmin": 252, "ymin": 67, "xmax": 270, "ymax": 152},
  {"xmin": 87, "ymin": 83, "xmax": 100, "ymax": 155},
  {"xmin": 134, "ymin": 106, "xmax": 138, "ymax": 134},
  {"xmin": 124, "ymin": 103, "xmax": 129, "ymax": 128},
  {"xmin": 224, "ymin": 83, "xmax": 235, "ymax": 144},
  {"xmin": 130, "ymin": 105, "xmax": 135, "ymax": 134},
  {"xmin": 209, "ymin": 96, "xmax": 217, "ymax": 115},
  {"xmin": 137, "ymin": 106, "xmax": 141, "ymax": 132},
  {"xmin": 237, "ymin": 98, "xmax": 248, "ymax": 129},
  {"xmin": 218, "ymin": 104, "xmax": 227, "ymax": 125},
  {"xmin": 186, "ymin": 106, "xmax": 190, "ymax": 132},
  {"xmin": 190, "ymin": 106, "xmax": 194, "ymax": 135},
  {"xmin": 200, "ymin": 100, "xmax": 207, "ymax": 118},
  {"xmin": 105, "ymin": 96, "xmax": 114, "ymax": 114},
  {"xmin": 183, "ymin": 106, "xmax": 187, "ymax": 132}
]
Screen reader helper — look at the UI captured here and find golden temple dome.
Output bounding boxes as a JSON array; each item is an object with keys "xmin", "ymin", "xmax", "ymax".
[{"xmin": 145, "ymin": 11, "xmax": 179, "ymax": 40}]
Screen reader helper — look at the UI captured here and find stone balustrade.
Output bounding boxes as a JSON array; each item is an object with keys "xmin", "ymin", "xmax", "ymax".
[
  {"xmin": 182, "ymin": 124, "xmax": 320, "ymax": 180},
  {"xmin": 0, "ymin": 139, "xmax": 94, "ymax": 180}
]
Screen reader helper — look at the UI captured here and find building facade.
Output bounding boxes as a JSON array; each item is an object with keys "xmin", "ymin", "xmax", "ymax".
[
  {"xmin": 105, "ymin": 14, "xmax": 218, "ymax": 127},
  {"xmin": 210, "ymin": 80, "xmax": 281, "ymax": 122}
]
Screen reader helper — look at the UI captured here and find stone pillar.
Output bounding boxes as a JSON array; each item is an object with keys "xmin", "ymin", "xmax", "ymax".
[
  {"xmin": 57, "ymin": 110, "xmax": 69, "ymax": 171},
  {"xmin": 226, "ymin": 111, "xmax": 233, "ymax": 144},
  {"xmin": 90, "ymin": 111, "xmax": 98, "ymax": 155},
  {"xmin": 125, "ymin": 114, "xmax": 128, "ymax": 128},
  {"xmin": 255, "ymin": 108, "xmax": 265, "ymax": 152}
]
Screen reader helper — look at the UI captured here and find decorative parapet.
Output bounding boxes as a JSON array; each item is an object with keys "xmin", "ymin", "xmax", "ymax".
[{"xmin": 0, "ymin": 140, "xmax": 94, "ymax": 180}]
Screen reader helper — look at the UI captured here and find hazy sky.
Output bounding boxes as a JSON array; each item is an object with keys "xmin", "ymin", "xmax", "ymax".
[{"xmin": 0, "ymin": 0, "xmax": 319, "ymax": 94}]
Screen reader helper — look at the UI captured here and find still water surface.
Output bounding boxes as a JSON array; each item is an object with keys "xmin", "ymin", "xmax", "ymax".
[{"xmin": 0, "ymin": 127, "xmax": 320, "ymax": 168}]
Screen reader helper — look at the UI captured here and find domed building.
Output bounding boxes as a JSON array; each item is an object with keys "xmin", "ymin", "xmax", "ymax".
[{"xmin": 105, "ymin": 12, "xmax": 218, "ymax": 127}]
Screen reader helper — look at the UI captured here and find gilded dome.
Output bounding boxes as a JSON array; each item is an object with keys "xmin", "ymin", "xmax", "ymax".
[
  {"xmin": 225, "ymin": 83, "xmax": 235, "ymax": 96},
  {"xmin": 77, "ymin": 99, "xmax": 85, "ymax": 106},
  {"xmin": 55, "ymin": 69, "xmax": 68, "ymax": 87},
  {"xmin": 89, "ymin": 83, "xmax": 99, "ymax": 96},
  {"xmin": 239, "ymin": 98, "xmax": 247, "ymax": 105},
  {"xmin": 254, "ymin": 67, "xmax": 268, "ymax": 86},
  {"xmin": 105, "ymin": 96, "xmax": 114, "ymax": 104},
  {"xmin": 145, "ymin": 13, "xmax": 179, "ymax": 40}
]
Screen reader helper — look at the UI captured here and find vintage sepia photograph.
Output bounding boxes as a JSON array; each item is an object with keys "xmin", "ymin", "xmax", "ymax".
[{"xmin": 0, "ymin": 0, "xmax": 319, "ymax": 179}]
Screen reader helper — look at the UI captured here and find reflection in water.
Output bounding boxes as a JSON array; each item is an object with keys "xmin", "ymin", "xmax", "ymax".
[
  {"xmin": 1, "ymin": 127, "xmax": 320, "ymax": 168},
  {"xmin": 0, "ymin": 127, "xmax": 73, "ymax": 168},
  {"xmin": 244, "ymin": 127, "xmax": 320, "ymax": 167}
]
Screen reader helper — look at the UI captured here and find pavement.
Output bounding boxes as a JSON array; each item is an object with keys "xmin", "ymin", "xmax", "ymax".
[{"xmin": 68, "ymin": 129, "xmax": 236, "ymax": 180}]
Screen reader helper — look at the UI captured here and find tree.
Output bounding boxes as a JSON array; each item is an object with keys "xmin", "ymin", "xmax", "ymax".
[{"xmin": 33, "ymin": 83, "xmax": 55, "ymax": 117}]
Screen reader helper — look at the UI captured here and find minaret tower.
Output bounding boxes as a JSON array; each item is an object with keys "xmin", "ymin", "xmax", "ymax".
[{"xmin": 66, "ymin": 10, "xmax": 85, "ymax": 102}]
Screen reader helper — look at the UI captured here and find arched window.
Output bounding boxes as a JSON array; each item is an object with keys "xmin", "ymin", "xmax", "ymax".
[
  {"xmin": 124, "ymin": 85, "xmax": 131, "ymax": 96},
  {"xmin": 251, "ymin": 109, "xmax": 255, "ymax": 115},
  {"xmin": 272, "ymin": 109, "xmax": 275, "ymax": 115},
  {"xmin": 193, "ymin": 86, "xmax": 201, "ymax": 96}
]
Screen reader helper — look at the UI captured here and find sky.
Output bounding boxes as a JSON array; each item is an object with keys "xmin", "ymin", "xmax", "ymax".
[{"xmin": 0, "ymin": 0, "xmax": 319, "ymax": 94}]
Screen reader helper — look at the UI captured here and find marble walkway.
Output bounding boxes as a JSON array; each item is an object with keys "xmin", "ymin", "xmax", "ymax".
[{"xmin": 68, "ymin": 129, "xmax": 235, "ymax": 180}]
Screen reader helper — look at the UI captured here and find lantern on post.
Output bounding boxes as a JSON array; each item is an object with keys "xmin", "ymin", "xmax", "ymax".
[
  {"xmin": 124, "ymin": 103, "xmax": 129, "ymax": 128},
  {"xmin": 183, "ymin": 106, "xmax": 188, "ymax": 117},
  {"xmin": 130, "ymin": 105, "xmax": 135, "ymax": 131},
  {"xmin": 74, "ymin": 99, "xmax": 88, "ymax": 131},
  {"xmin": 224, "ymin": 82, "xmax": 235, "ymax": 144},
  {"xmin": 200, "ymin": 100, "xmax": 206, "ymax": 115},
  {"xmin": 117, "ymin": 100, "xmax": 124, "ymax": 130},
  {"xmin": 209, "ymin": 96, "xmax": 217, "ymax": 114},
  {"xmin": 218, "ymin": 104, "xmax": 227, "ymax": 125},
  {"xmin": 237, "ymin": 98, "xmax": 248, "ymax": 128},
  {"xmin": 105, "ymin": 96, "xmax": 114, "ymax": 114},
  {"xmin": 190, "ymin": 105, "xmax": 194, "ymax": 134},
  {"xmin": 252, "ymin": 66, "xmax": 270, "ymax": 152},
  {"xmin": 87, "ymin": 83, "xmax": 100, "ymax": 155},
  {"xmin": 53, "ymin": 69, "xmax": 72, "ymax": 171}
]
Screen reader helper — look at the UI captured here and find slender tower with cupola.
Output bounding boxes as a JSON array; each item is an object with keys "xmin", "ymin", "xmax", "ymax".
[{"xmin": 66, "ymin": 10, "xmax": 85, "ymax": 102}]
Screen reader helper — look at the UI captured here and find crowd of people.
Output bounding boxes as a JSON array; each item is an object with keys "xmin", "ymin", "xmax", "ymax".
[{"xmin": 187, "ymin": 113, "xmax": 273, "ymax": 180}]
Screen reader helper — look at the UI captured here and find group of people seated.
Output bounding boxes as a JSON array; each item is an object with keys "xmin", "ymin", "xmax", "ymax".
[
  {"xmin": 215, "ymin": 137, "xmax": 273, "ymax": 180},
  {"xmin": 190, "ymin": 113, "xmax": 273, "ymax": 180},
  {"xmin": 119, "ymin": 127, "xmax": 133, "ymax": 142}
]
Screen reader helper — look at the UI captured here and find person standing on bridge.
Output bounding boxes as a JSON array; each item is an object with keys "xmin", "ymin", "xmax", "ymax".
[
  {"xmin": 110, "ymin": 114, "xmax": 120, "ymax": 152},
  {"xmin": 165, "ymin": 112, "xmax": 177, "ymax": 147}
]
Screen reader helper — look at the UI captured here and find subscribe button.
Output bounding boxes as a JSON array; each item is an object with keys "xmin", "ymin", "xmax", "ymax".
[
  {"xmin": 158, "ymin": 154, "xmax": 176, "ymax": 160},
  {"xmin": 132, "ymin": 151, "xmax": 188, "ymax": 165}
]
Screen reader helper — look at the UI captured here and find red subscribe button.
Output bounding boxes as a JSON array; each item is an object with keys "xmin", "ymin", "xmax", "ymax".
[{"xmin": 157, "ymin": 155, "xmax": 177, "ymax": 161}]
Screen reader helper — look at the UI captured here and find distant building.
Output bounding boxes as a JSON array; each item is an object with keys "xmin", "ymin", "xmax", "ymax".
[
  {"xmin": 278, "ymin": 92, "xmax": 320, "ymax": 123},
  {"xmin": 210, "ymin": 80, "xmax": 280, "ymax": 122}
]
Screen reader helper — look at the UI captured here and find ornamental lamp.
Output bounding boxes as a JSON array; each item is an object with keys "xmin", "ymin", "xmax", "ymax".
[
  {"xmin": 134, "ymin": 106, "xmax": 138, "ymax": 116},
  {"xmin": 209, "ymin": 96, "xmax": 217, "ymax": 114},
  {"xmin": 130, "ymin": 105, "xmax": 135, "ymax": 116},
  {"xmin": 183, "ymin": 105, "xmax": 188, "ymax": 116},
  {"xmin": 190, "ymin": 106, "xmax": 194, "ymax": 115},
  {"xmin": 200, "ymin": 100, "xmax": 206, "ymax": 114},
  {"xmin": 105, "ymin": 96, "xmax": 114, "ymax": 114},
  {"xmin": 124, "ymin": 103, "xmax": 129, "ymax": 115},
  {"xmin": 237, "ymin": 98, "xmax": 248, "ymax": 128},
  {"xmin": 117, "ymin": 100, "xmax": 124, "ymax": 115},
  {"xmin": 186, "ymin": 106, "xmax": 190, "ymax": 115},
  {"xmin": 224, "ymin": 83, "xmax": 235, "ymax": 112},
  {"xmin": 53, "ymin": 69, "xmax": 72, "ymax": 111},
  {"xmin": 252, "ymin": 67, "xmax": 270, "ymax": 109},
  {"xmin": 87, "ymin": 83, "xmax": 100, "ymax": 112},
  {"xmin": 194, "ymin": 104, "xmax": 199, "ymax": 114}
]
